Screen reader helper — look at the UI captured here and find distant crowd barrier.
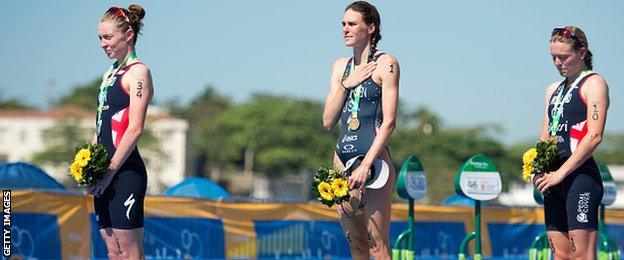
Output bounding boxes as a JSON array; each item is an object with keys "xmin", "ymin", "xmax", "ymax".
[{"xmin": 8, "ymin": 190, "xmax": 624, "ymax": 259}]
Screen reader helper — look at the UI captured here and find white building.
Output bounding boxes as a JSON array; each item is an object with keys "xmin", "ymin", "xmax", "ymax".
[
  {"xmin": 499, "ymin": 165, "xmax": 624, "ymax": 209},
  {"xmin": 0, "ymin": 105, "xmax": 188, "ymax": 194}
]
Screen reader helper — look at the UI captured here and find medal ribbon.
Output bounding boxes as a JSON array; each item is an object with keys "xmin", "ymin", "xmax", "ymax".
[
  {"xmin": 348, "ymin": 59, "xmax": 363, "ymax": 122},
  {"xmin": 549, "ymin": 69, "xmax": 589, "ymax": 136},
  {"xmin": 96, "ymin": 52, "xmax": 138, "ymax": 136}
]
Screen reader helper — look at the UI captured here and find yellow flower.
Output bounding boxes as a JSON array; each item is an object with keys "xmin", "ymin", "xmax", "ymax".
[
  {"xmin": 522, "ymin": 163, "xmax": 533, "ymax": 182},
  {"xmin": 331, "ymin": 178, "xmax": 349, "ymax": 198},
  {"xmin": 70, "ymin": 162, "xmax": 84, "ymax": 183},
  {"xmin": 74, "ymin": 148, "xmax": 91, "ymax": 167},
  {"xmin": 317, "ymin": 182, "xmax": 334, "ymax": 201},
  {"xmin": 522, "ymin": 148, "xmax": 538, "ymax": 165}
]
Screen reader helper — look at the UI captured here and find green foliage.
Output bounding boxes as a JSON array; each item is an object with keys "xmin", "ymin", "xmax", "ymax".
[
  {"xmin": 56, "ymin": 78, "xmax": 100, "ymax": 110},
  {"xmin": 0, "ymin": 91, "xmax": 32, "ymax": 109},
  {"xmin": 70, "ymin": 143, "xmax": 110, "ymax": 186},
  {"xmin": 179, "ymin": 86, "xmax": 232, "ymax": 176},
  {"xmin": 594, "ymin": 132, "xmax": 624, "ymax": 164},
  {"xmin": 388, "ymin": 111, "xmax": 512, "ymax": 202},
  {"xmin": 310, "ymin": 166, "xmax": 350, "ymax": 207},
  {"xmin": 533, "ymin": 139, "xmax": 560, "ymax": 173},
  {"xmin": 206, "ymin": 94, "xmax": 335, "ymax": 175},
  {"xmin": 31, "ymin": 118, "xmax": 91, "ymax": 165}
]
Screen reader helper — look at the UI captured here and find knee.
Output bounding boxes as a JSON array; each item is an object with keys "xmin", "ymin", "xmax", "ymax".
[
  {"xmin": 118, "ymin": 243, "xmax": 144, "ymax": 260},
  {"xmin": 344, "ymin": 230, "xmax": 370, "ymax": 258},
  {"xmin": 368, "ymin": 233, "xmax": 390, "ymax": 259}
]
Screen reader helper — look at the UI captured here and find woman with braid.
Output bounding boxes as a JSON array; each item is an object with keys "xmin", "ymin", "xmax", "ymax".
[
  {"xmin": 322, "ymin": 1, "xmax": 399, "ymax": 259},
  {"xmin": 89, "ymin": 4, "xmax": 153, "ymax": 259},
  {"xmin": 534, "ymin": 25, "xmax": 609, "ymax": 259}
]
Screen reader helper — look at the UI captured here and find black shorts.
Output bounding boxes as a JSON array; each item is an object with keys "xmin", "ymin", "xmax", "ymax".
[
  {"xmin": 543, "ymin": 161, "xmax": 603, "ymax": 232},
  {"xmin": 94, "ymin": 156, "xmax": 147, "ymax": 229}
]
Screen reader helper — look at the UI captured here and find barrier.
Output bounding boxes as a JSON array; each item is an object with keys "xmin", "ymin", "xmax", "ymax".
[{"xmin": 7, "ymin": 190, "xmax": 624, "ymax": 259}]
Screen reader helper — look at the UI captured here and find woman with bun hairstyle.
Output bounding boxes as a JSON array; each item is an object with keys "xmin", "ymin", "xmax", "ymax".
[{"xmin": 89, "ymin": 4, "xmax": 153, "ymax": 259}]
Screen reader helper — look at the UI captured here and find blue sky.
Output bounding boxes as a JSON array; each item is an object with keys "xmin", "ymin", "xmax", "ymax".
[{"xmin": 1, "ymin": 1, "xmax": 623, "ymax": 144}]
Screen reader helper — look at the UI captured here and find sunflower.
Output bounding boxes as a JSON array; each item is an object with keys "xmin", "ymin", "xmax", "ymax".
[
  {"xmin": 331, "ymin": 178, "xmax": 349, "ymax": 198},
  {"xmin": 317, "ymin": 182, "xmax": 334, "ymax": 201},
  {"xmin": 522, "ymin": 163, "xmax": 533, "ymax": 182},
  {"xmin": 522, "ymin": 148, "xmax": 538, "ymax": 165},
  {"xmin": 74, "ymin": 148, "xmax": 92, "ymax": 167},
  {"xmin": 70, "ymin": 162, "xmax": 84, "ymax": 183}
]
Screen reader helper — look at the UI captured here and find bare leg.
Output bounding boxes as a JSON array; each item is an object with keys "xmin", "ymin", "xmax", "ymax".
[
  {"xmin": 364, "ymin": 149, "xmax": 395, "ymax": 260},
  {"xmin": 99, "ymin": 228, "xmax": 144, "ymax": 260},
  {"xmin": 568, "ymin": 229, "xmax": 597, "ymax": 260},
  {"xmin": 99, "ymin": 228, "xmax": 122, "ymax": 260},
  {"xmin": 547, "ymin": 231, "xmax": 572, "ymax": 260}
]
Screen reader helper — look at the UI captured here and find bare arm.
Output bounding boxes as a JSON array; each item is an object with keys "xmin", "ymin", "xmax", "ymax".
[
  {"xmin": 536, "ymin": 75, "xmax": 609, "ymax": 192},
  {"xmin": 361, "ymin": 55, "xmax": 399, "ymax": 167},
  {"xmin": 346, "ymin": 54, "xmax": 400, "ymax": 189},
  {"xmin": 322, "ymin": 58, "xmax": 349, "ymax": 131},
  {"xmin": 538, "ymin": 82, "xmax": 560, "ymax": 141},
  {"xmin": 108, "ymin": 64, "xmax": 153, "ymax": 172},
  {"xmin": 555, "ymin": 75, "xmax": 609, "ymax": 176}
]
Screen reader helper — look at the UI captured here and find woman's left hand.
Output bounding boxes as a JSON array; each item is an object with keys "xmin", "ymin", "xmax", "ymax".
[
  {"xmin": 88, "ymin": 169, "xmax": 117, "ymax": 197},
  {"xmin": 347, "ymin": 164, "xmax": 371, "ymax": 190},
  {"xmin": 534, "ymin": 171, "xmax": 566, "ymax": 193}
]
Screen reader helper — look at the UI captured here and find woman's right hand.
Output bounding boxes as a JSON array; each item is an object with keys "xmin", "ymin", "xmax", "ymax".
[
  {"xmin": 342, "ymin": 61, "xmax": 377, "ymax": 89},
  {"xmin": 532, "ymin": 173, "xmax": 545, "ymax": 188}
]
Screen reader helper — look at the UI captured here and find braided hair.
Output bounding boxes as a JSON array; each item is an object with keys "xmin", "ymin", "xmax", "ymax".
[{"xmin": 345, "ymin": 1, "xmax": 382, "ymax": 62}]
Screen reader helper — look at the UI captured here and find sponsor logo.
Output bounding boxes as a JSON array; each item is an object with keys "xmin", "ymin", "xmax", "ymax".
[
  {"xmin": 341, "ymin": 134, "xmax": 358, "ymax": 143},
  {"xmin": 576, "ymin": 192, "xmax": 590, "ymax": 223},
  {"xmin": 124, "ymin": 193, "xmax": 136, "ymax": 220},
  {"xmin": 342, "ymin": 144, "xmax": 356, "ymax": 154},
  {"xmin": 470, "ymin": 161, "xmax": 489, "ymax": 170}
]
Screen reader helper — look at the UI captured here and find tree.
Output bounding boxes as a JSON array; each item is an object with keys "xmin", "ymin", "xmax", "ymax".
[
  {"xmin": 56, "ymin": 78, "xmax": 100, "ymax": 111},
  {"xmin": 207, "ymin": 94, "xmax": 336, "ymax": 175},
  {"xmin": 389, "ymin": 107, "xmax": 513, "ymax": 203},
  {"xmin": 0, "ymin": 91, "xmax": 32, "ymax": 109},
  {"xmin": 31, "ymin": 118, "xmax": 92, "ymax": 166},
  {"xmin": 594, "ymin": 132, "xmax": 624, "ymax": 165},
  {"xmin": 179, "ymin": 86, "xmax": 232, "ymax": 178}
]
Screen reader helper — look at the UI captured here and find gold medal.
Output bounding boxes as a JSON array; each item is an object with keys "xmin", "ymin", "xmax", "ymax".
[{"xmin": 348, "ymin": 117, "xmax": 360, "ymax": 131}]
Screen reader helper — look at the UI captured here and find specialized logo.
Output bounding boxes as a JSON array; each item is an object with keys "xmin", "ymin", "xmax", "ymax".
[
  {"xmin": 576, "ymin": 192, "xmax": 590, "ymax": 223},
  {"xmin": 124, "ymin": 193, "xmax": 135, "ymax": 220}
]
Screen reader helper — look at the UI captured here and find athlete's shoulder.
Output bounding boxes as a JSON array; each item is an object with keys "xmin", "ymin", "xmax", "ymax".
[
  {"xmin": 126, "ymin": 62, "xmax": 151, "ymax": 79},
  {"xmin": 546, "ymin": 81, "xmax": 561, "ymax": 96},
  {"xmin": 376, "ymin": 52, "xmax": 398, "ymax": 65},
  {"xmin": 584, "ymin": 72, "xmax": 607, "ymax": 88},
  {"xmin": 331, "ymin": 57, "xmax": 350, "ymax": 72},
  {"xmin": 332, "ymin": 57, "xmax": 350, "ymax": 67}
]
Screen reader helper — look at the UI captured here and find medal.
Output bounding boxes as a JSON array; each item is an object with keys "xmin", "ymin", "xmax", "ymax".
[
  {"xmin": 96, "ymin": 52, "xmax": 138, "ymax": 136},
  {"xmin": 349, "ymin": 117, "xmax": 360, "ymax": 131},
  {"xmin": 549, "ymin": 70, "xmax": 590, "ymax": 136}
]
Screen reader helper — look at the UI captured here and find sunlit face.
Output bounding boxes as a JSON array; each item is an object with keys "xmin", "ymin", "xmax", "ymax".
[
  {"xmin": 342, "ymin": 9, "xmax": 374, "ymax": 47},
  {"xmin": 549, "ymin": 41, "xmax": 586, "ymax": 77},
  {"xmin": 98, "ymin": 20, "xmax": 132, "ymax": 60}
]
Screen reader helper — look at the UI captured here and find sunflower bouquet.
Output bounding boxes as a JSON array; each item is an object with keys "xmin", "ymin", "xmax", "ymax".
[
  {"xmin": 521, "ymin": 138, "xmax": 560, "ymax": 182},
  {"xmin": 68, "ymin": 143, "xmax": 110, "ymax": 186},
  {"xmin": 311, "ymin": 166, "xmax": 351, "ymax": 208}
]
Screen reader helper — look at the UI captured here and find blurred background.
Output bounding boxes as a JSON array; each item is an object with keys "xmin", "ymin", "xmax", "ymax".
[{"xmin": 2, "ymin": 0, "xmax": 623, "ymax": 205}]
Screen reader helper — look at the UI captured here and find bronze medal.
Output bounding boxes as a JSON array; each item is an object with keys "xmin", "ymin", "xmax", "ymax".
[{"xmin": 348, "ymin": 117, "xmax": 360, "ymax": 131}]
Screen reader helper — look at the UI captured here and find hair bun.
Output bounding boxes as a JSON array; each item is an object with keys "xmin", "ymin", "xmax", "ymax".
[{"xmin": 128, "ymin": 4, "xmax": 145, "ymax": 20}]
